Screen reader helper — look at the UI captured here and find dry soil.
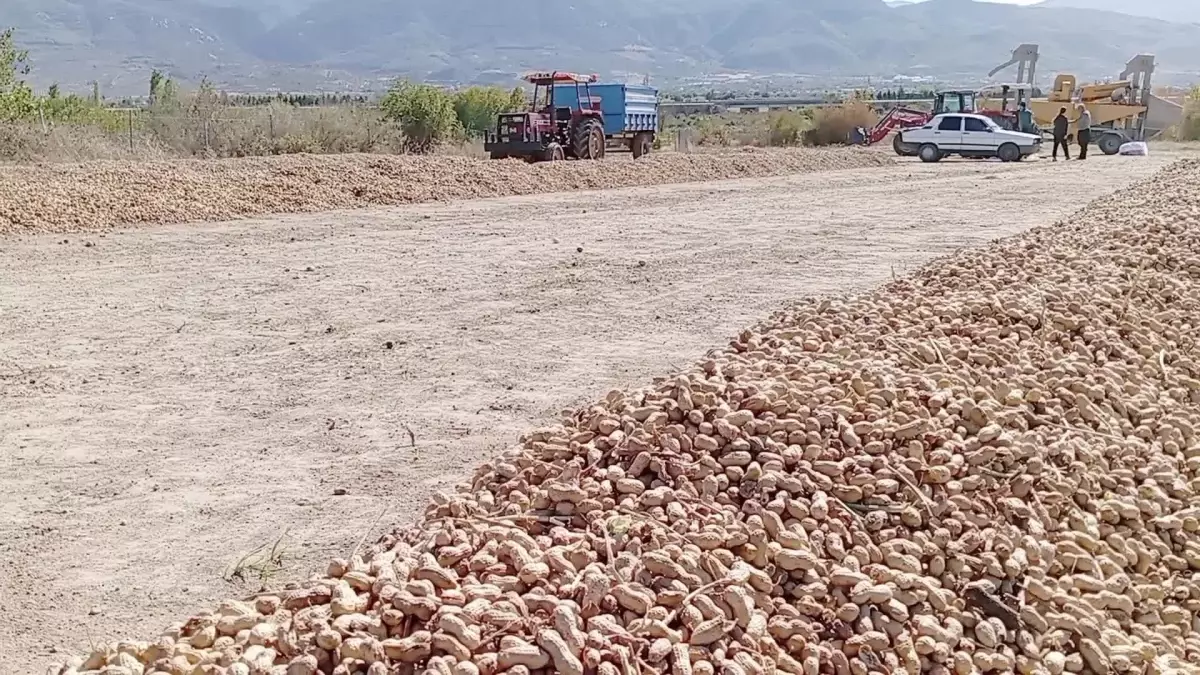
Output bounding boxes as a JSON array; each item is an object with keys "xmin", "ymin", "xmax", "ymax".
[
  {"xmin": 0, "ymin": 148, "xmax": 890, "ymax": 235},
  {"xmin": 0, "ymin": 150, "xmax": 1192, "ymax": 673}
]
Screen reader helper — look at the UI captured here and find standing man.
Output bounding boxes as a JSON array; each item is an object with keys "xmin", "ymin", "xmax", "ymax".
[
  {"xmin": 1076, "ymin": 103, "xmax": 1092, "ymax": 160},
  {"xmin": 1018, "ymin": 102, "xmax": 1036, "ymax": 135},
  {"xmin": 1052, "ymin": 107, "xmax": 1070, "ymax": 161}
]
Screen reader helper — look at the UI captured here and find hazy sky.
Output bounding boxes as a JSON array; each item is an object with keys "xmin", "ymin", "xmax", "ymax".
[{"xmin": 909, "ymin": 0, "xmax": 1043, "ymax": 3}]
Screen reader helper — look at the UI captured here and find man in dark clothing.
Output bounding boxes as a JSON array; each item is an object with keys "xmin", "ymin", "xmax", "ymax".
[{"xmin": 1052, "ymin": 107, "xmax": 1070, "ymax": 161}]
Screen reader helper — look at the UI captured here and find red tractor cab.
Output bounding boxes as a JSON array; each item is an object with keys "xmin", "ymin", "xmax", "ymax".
[
  {"xmin": 933, "ymin": 90, "xmax": 976, "ymax": 114},
  {"xmin": 484, "ymin": 71, "xmax": 608, "ymax": 162}
]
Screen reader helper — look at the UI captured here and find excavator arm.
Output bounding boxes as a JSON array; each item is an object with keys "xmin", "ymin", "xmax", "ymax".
[{"xmin": 862, "ymin": 106, "xmax": 932, "ymax": 145}]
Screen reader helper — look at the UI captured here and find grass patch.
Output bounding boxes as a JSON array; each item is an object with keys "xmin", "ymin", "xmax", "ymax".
[{"xmin": 223, "ymin": 528, "xmax": 296, "ymax": 588}]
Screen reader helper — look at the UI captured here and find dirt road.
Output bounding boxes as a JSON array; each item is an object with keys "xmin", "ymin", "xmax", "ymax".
[{"xmin": 0, "ymin": 151, "xmax": 1189, "ymax": 672}]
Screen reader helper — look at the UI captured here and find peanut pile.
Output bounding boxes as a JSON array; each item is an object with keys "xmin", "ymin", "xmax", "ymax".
[
  {"xmin": 0, "ymin": 148, "xmax": 889, "ymax": 236},
  {"xmin": 53, "ymin": 158, "xmax": 1200, "ymax": 675}
]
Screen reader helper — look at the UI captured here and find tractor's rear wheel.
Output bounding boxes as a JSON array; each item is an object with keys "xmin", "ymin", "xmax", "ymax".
[{"xmin": 574, "ymin": 119, "xmax": 606, "ymax": 160}]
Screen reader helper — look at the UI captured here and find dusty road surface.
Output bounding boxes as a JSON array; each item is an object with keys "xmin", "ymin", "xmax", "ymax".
[{"xmin": 0, "ymin": 150, "xmax": 1190, "ymax": 672}]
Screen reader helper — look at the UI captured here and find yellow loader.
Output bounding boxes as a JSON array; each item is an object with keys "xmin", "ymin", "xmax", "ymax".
[{"xmin": 979, "ymin": 46, "xmax": 1182, "ymax": 155}]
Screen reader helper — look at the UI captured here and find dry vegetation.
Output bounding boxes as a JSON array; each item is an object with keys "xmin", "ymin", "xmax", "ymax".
[
  {"xmin": 0, "ymin": 147, "xmax": 891, "ymax": 234},
  {"xmin": 48, "ymin": 159, "xmax": 1200, "ymax": 675},
  {"xmin": 3, "ymin": 99, "xmax": 884, "ymax": 164},
  {"xmin": 666, "ymin": 103, "xmax": 881, "ymax": 149},
  {"xmin": 803, "ymin": 102, "xmax": 880, "ymax": 147},
  {"xmin": 1177, "ymin": 88, "xmax": 1200, "ymax": 142},
  {"xmin": 0, "ymin": 102, "xmax": 443, "ymax": 163}
]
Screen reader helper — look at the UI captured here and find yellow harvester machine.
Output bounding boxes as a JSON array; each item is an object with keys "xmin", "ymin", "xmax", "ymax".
[{"xmin": 979, "ymin": 44, "xmax": 1183, "ymax": 155}]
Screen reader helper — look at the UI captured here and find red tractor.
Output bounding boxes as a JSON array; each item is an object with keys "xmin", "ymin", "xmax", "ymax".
[
  {"xmin": 854, "ymin": 90, "xmax": 1016, "ymax": 156},
  {"xmin": 484, "ymin": 71, "xmax": 607, "ymax": 162}
]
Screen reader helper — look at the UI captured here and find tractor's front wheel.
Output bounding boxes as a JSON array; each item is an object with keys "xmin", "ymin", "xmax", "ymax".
[
  {"xmin": 574, "ymin": 119, "xmax": 606, "ymax": 160},
  {"xmin": 543, "ymin": 143, "xmax": 565, "ymax": 162}
]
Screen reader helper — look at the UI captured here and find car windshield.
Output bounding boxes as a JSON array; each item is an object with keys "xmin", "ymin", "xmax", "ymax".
[{"xmin": 981, "ymin": 117, "xmax": 1001, "ymax": 130}]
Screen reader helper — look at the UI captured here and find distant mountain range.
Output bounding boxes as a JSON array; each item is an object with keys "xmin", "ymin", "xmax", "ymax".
[
  {"xmin": 8, "ymin": 0, "xmax": 1200, "ymax": 95},
  {"xmin": 1037, "ymin": 0, "xmax": 1199, "ymax": 24}
]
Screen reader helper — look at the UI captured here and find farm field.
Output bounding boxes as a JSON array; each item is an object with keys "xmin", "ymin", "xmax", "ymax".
[{"xmin": 1, "ymin": 148, "xmax": 1192, "ymax": 673}]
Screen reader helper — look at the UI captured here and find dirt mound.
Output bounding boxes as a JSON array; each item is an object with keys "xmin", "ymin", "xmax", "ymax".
[
  {"xmin": 48, "ymin": 160, "xmax": 1200, "ymax": 675},
  {"xmin": 0, "ymin": 148, "xmax": 890, "ymax": 235}
]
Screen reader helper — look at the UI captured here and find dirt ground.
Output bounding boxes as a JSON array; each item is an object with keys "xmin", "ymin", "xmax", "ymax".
[
  {"xmin": 0, "ymin": 150, "xmax": 1192, "ymax": 673},
  {"xmin": 0, "ymin": 148, "xmax": 889, "ymax": 235}
]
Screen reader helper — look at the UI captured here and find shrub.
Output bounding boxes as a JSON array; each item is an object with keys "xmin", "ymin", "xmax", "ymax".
[
  {"xmin": 380, "ymin": 80, "xmax": 460, "ymax": 153},
  {"xmin": 767, "ymin": 110, "xmax": 809, "ymax": 147},
  {"xmin": 453, "ymin": 86, "xmax": 526, "ymax": 137},
  {"xmin": 694, "ymin": 115, "xmax": 733, "ymax": 146},
  {"xmin": 803, "ymin": 101, "xmax": 878, "ymax": 146}
]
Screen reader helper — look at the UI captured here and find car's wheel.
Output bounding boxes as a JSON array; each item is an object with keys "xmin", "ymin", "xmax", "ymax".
[
  {"xmin": 918, "ymin": 144, "xmax": 941, "ymax": 163},
  {"xmin": 1098, "ymin": 133, "xmax": 1124, "ymax": 155},
  {"xmin": 997, "ymin": 143, "xmax": 1021, "ymax": 162}
]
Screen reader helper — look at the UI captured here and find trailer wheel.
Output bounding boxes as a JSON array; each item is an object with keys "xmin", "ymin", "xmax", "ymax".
[
  {"xmin": 1098, "ymin": 133, "xmax": 1124, "ymax": 156},
  {"xmin": 573, "ymin": 119, "xmax": 605, "ymax": 160},
  {"xmin": 632, "ymin": 132, "xmax": 653, "ymax": 159}
]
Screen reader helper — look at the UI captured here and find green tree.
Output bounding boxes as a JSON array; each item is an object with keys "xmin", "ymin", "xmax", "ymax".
[
  {"xmin": 380, "ymin": 80, "xmax": 460, "ymax": 152},
  {"xmin": 0, "ymin": 28, "xmax": 29, "ymax": 90},
  {"xmin": 150, "ymin": 69, "xmax": 163, "ymax": 100},
  {"xmin": 452, "ymin": 85, "xmax": 525, "ymax": 137},
  {"xmin": 0, "ymin": 28, "xmax": 34, "ymax": 120},
  {"xmin": 47, "ymin": 83, "xmax": 59, "ymax": 99},
  {"xmin": 509, "ymin": 86, "xmax": 527, "ymax": 109}
]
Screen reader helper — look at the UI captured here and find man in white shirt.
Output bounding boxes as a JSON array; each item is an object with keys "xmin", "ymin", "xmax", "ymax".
[{"xmin": 1076, "ymin": 104, "xmax": 1092, "ymax": 160}]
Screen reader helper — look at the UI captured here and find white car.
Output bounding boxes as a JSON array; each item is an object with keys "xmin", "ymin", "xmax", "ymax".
[{"xmin": 897, "ymin": 113, "xmax": 1042, "ymax": 163}]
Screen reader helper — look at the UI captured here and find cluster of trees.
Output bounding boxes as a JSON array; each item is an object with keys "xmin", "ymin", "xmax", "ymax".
[
  {"xmin": 871, "ymin": 86, "xmax": 1047, "ymax": 100},
  {"xmin": 872, "ymin": 87, "xmax": 936, "ymax": 100},
  {"xmin": 379, "ymin": 81, "xmax": 526, "ymax": 152},
  {"xmin": 221, "ymin": 92, "xmax": 372, "ymax": 107}
]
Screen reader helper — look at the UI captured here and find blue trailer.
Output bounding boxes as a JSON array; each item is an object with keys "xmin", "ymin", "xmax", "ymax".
[
  {"xmin": 552, "ymin": 82, "xmax": 660, "ymax": 157},
  {"xmin": 484, "ymin": 72, "xmax": 658, "ymax": 162}
]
